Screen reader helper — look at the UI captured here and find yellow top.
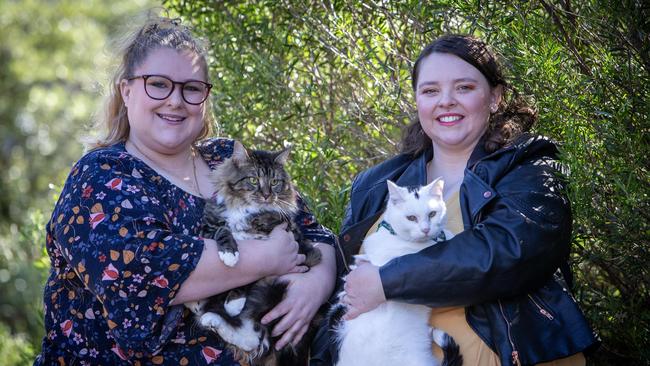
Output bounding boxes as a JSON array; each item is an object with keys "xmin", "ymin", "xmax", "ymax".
[{"xmin": 363, "ymin": 190, "xmax": 585, "ymax": 366}]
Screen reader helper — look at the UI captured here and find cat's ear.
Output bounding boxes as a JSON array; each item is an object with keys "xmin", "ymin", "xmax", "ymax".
[
  {"xmin": 426, "ymin": 177, "xmax": 444, "ymax": 198},
  {"xmin": 387, "ymin": 180, "xmax": 406, "ymax": 205},
  {"xmin": 231, "ymin": 140, "xmax": 250, "ymax": 163},
  {"xmin": 274, "ymin": 145, "xmax": 291, "ymax": 165}
]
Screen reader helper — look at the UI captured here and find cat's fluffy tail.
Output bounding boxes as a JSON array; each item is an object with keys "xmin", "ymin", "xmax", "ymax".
[{"xmin": 431, "ymin": 328, "xmax": 463, "ymax": 366}]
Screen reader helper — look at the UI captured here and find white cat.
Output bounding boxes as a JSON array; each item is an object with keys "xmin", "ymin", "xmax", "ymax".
[{"xmin": 331, "ymin": 178, "xmax": 461, "ymax": 366}]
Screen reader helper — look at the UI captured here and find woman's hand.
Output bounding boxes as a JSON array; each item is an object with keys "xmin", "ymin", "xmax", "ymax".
[
  {"xmin": 342, "ymin": 261, "xmax": 386, "ymax": 320},
  {"xmin": 245, "ymin": 224, "xmax": 308, "ymax": 277},
  {"xmin": 260, "ymin": 244, "xmax": 336, "ymax": 350}
]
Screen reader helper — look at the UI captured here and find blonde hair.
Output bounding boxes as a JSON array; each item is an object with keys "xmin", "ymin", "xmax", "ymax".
[{"xmin": 88, "ymin": 11, "xmax": 215, "ymax": 150}]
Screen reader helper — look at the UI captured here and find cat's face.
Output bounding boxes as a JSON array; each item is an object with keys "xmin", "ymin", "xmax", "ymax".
[
  {"xmin": 384, "ymin": 179, "xmax": 446, "ymax": 242},
  {"xmin": 212, "ymin": 141, "xmax": 296, "ymax": 212}
]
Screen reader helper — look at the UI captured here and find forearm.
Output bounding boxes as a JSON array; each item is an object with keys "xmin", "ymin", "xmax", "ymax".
[{"xmin": 173, "ymin": 238, "xmax": 264, "ymax": 304}]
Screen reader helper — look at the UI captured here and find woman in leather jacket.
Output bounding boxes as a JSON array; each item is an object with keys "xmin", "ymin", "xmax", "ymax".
[{"xmin": 311, "ymin": 35, "xmax": 599, "ymax": 366}]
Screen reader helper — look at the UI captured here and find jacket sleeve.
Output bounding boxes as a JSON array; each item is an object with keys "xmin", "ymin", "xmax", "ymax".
[
  {"xmin": 51, "ymin": 151, "xmax": 205, "ymax": 356},
  {"xmin": 379, "ymin": 149, "xmax": 572, "ymax": 307}
]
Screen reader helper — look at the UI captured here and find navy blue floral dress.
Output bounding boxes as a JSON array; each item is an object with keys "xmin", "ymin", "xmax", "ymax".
[{"xmin": 35, "ymin": 138, "xmax": 335, "ymax": 365}]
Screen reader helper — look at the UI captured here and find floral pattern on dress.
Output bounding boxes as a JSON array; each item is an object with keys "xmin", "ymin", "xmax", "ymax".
[{"xmin": 35, "ymin": 138, "xmax": 335, "ymax": 365}]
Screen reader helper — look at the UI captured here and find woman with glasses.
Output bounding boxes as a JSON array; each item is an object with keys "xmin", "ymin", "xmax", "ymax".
[{"xmin": 35, "ymin": 14, "xmax": 336, "ymax": 365}]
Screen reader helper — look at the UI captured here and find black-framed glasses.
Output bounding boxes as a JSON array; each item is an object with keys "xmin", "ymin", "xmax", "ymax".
[{"xmin": 127, "ymin": 74, "xmax": 212, "ymax": 105}]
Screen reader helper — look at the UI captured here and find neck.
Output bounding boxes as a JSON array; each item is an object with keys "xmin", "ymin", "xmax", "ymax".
[
  {"xmin": 428, "ymin": 142, "xmax": 476, "ymax": 200},
  {"xmin": 126, "ymin": 139, "xmax": 193, "ymax": 175},
  {"xmin": 125, "ymin": 139, "xmax": 205, "ymax": 198}
]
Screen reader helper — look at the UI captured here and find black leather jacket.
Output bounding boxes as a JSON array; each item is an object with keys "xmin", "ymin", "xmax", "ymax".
[{"xmin": 311, "ymin": 134, "xmax": 599, "ymax": 366}]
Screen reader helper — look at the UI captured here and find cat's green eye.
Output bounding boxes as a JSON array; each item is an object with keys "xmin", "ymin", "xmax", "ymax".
[
  {"xmin": 247, "ymin": 177, "xmax": 259, "ymax": 185},
  {"xmin": 270, "ymin": 178, "xmax": 281, "ymax": 186},
  {"xmin": 406, "ymin": 215, "xmax": 417, "ymax": 222},
  {"xmin": 429, "ymin": 211, "xmax": 437, "ymax": 218}
]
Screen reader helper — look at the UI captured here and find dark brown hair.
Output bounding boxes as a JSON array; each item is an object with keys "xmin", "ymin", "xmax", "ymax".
[{"xmin": 401, "ymin": 34, "xmax": 537, "ymax": 156}]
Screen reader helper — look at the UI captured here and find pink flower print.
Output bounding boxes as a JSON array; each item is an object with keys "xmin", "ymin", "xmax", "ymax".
[
  {"xmin": 111, "ymin": 344, "xmax": 128, "ymax": 361},
  {"xmin": 60, "ymin": 319, "xmax": 73, "ymax": 337},
  {"xmin": 126, "ymin": 185, "xmax": 140, "ymax": 194},
  {"xmin": 202, "ymin": 346, "xmax": 222, "ymax": 363},
  {"xmin": 82, "ymin": 186, "xmax": 94, "ymax": 198},
  {"xmin": 73, "ymin": 332, "xmax": 83, "ymax": 344},
  {"xmin": 89, "ymin": 348, "xmax": 98, "ymax": 357},
  {"xmin": 89, "ymin": 212, "xmax": 106, "ymax": 229},
  {"xmin": 105, "ymin": 177, "xmax": 123, "ymax": 190},
  {"xmin": 155, "ymin": 296, "xmax": 164, "ymax": 306},
  {"xmin": 101, "ymin": 263, "xmax": 119, "ymax": 281},
  {"xmin": 150, "ymin": 197, "xmax": 160, "ymax": 205},
  {"xmin": 302, "ymin": 216, "xmax": 314, "ymax": 226},
  {"xmin": 127, "ymin": 284, "xmax": 138, "ymax": 293},
  {"xmin": 98, "ymin": 254, "xmax": 106, "ymax": 263},
  {"xmin": 178, "ymin": 199, "xmax": 187, "ymax": 210},
  {"xmin": 151, "ymin": 275, "xmax": 169, "ymax": 288},
  {"xmin": 122, "ymin": 319, "xmax": 132, "ymax": 328},
  {"xmin": 95, "ymin": 191, "xmax": 106, "ymax": 200}
]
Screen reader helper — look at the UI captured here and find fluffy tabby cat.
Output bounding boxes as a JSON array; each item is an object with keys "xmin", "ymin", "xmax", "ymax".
[
  {"xmin": 185, "ymin": 141, "xmax": 321, "ymax": 366},
  {"xmin": 328, "ymin": 179, "xmax": 462, "ymax": 366}
]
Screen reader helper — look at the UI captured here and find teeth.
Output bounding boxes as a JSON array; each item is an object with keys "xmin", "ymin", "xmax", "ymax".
[
  {"xmin": 439, "ymin": 115, "xmax": 461, "ymax": 123},
  {"xmin": 158, "ymin": 114, "xmax": 184, "ymax": 122}
]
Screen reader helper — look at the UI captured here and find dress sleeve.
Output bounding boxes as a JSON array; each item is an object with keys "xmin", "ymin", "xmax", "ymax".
[
  {"xmin": 294, "ymin": 192, "xmax": 336, "ymax": 247},
  {"xmin": 50, "ymin": 151, "xmax": 205, "ymax": 356}
]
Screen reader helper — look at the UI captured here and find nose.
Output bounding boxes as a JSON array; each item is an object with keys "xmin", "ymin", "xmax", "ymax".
[
  {"xmin": 421, "ymin": 227, "xmax": 430, "ymax": 235},
  {"xmin": 166, "ymin": 85, "xmax": 184, "ymax": 107},
  {"xmin": 437, "ymin": 89, "xmax": 456, "ymax": 108}
]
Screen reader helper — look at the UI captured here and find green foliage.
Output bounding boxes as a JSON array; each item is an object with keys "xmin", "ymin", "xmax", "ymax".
[
  {"xmin": 164, "ymin": 1, "xmax": 649, "ymax": 364},
  {"xmin": 0, "ymin": 322, "xmax": 36, "ymax": 366},
  {"xmin": 0, "ymin": 212, "xmax": 46, "ymax": 366}
]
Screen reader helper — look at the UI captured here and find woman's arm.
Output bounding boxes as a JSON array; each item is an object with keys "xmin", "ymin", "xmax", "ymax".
[{"xmin": 172, "ymin": 227, "xmax": 307, "ymax": 304}]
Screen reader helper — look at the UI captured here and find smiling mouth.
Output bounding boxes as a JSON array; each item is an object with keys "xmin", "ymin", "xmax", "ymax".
[
  {"xmin": 438, "ymin": 115, "xmax": 463, "ymax": 123},
  {"xmin": 157, "ymin": 113, "xmax": 186, "ymax": 122}
]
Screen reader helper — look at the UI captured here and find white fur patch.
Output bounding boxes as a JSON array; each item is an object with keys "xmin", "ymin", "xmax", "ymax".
[
  {"xmin": 431, "ymin": 328, "xmax": 448, "ymax": 348},
  {"xmin": 335, "ymin": 183, "xmax": 455, "ymax": 366},
  {"xmin": 219, "ymin": 251, "xmax": 240, "ymax": 267},
  {"xmin": 224, "ymin": 297, "xmax": 246, "ymax": 316},
  {"xmin": 200, "ymin": 312, "xmax": 224, "ymax": 329}
]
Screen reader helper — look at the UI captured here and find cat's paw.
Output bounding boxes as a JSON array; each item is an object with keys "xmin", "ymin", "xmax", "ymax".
[
  {"xmin": 219, "ymin": 250, "xmax": 240, "ymax": 267},
  {"xmin": 199, "ymin": 312, "xmax": 224, "ymax": 330}
]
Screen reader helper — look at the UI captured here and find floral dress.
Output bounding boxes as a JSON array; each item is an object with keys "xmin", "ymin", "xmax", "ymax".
[{"xmin": 34, "ymin": 138, "xmax": 336, "ymax": 366}]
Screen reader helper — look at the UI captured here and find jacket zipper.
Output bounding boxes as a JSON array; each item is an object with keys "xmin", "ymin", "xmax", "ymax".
[
  {"xmin": 335, "ymin": 235, "xmax": 350, "ymax": 272},
  {"xmin": 528, "ymin": 294, "xmax": 554, "ymax": 320},
  {"xmin": 498, "ymin": 300, "xmax": 521, "ymax": 366}
]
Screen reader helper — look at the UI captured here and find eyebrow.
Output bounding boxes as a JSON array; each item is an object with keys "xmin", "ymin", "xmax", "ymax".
[{"xmin": 417, "ymin": 78, "xmax": 479, "ymax": 89}]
